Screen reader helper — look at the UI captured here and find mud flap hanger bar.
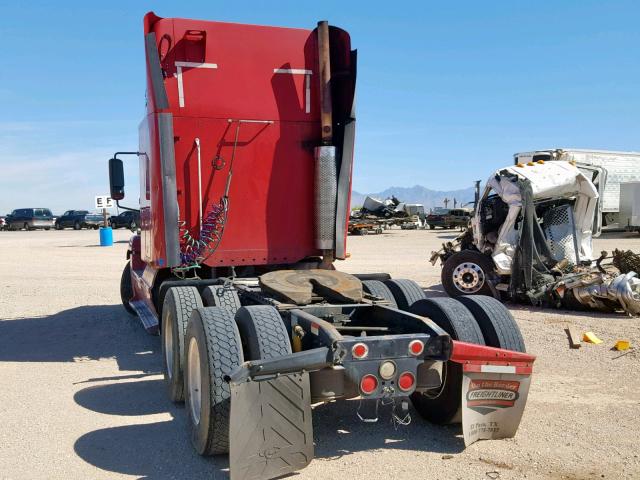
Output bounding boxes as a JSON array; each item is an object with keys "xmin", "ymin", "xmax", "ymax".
[{"xmin": 227, "ymin": 346, "xmax": 332, "ymax": 385}]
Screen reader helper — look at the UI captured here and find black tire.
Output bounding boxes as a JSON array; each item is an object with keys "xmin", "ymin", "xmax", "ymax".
[
  {"xmin": 202, "ymin": 285, "xmax": 242, "ymax": 314},
  {"xmin": 429, "ymin": 224, "xmax": 435, "ymax": 230},
  {"xmin": 73, "ymin": 221, "xmax": 81, "ymax": 230},
  {"xmin": 162, "ymin": 286, "xmax": 203, "ymax": 403},
  {"xmin": 383, "ymin": 279, "xmax": 427, "ymax": 311},
  {"xmin": 23, "ymin": 223, "xmax": 30, "ymax": 231},
  {"xmin": 362, "ymin": 280, "xmax": 398, "ymax": 308},
  {"xmin": 120, "ymin": 263, "xmax": 136, "ymax": 315},
  {"xmin": 441, "ymin": 250, "xmax": 495, "ymax": 297},
  {"xmin": 409, "ymin": 297, "xmax": 485, "ymax": 424},
  {"xmin": 185, "ymin": 307, "xmax": 244, "ymax": 455},
  {"xmin": 129, "ymin": 221, "xmax": 137, "ymax": 230},
  {"xmin": 234, "ymin": 306, "xmax": 292, "ymax": 360},
  {"xmin": 44, "ymin": 227, "xmax": 50, "ymax": 231},
  {"xmin": 456, "ymin": 295, "xmax": 525, "ymax": 352},
  {"xmin": 55, "ymin": 223, "xmax": 62, "ymax": 230}
]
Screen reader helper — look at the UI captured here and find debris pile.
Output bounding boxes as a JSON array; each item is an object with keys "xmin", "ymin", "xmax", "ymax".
[{"xmin": 349, "ymin": 195, "xmax": 425, "ymax": 234}]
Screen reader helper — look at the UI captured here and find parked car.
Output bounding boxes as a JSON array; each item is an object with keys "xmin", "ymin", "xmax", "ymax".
[
  {"xmin": 426, "ymin": 209, "xmax": 449, "ymax": 229},
  {"xmin": 5, "ymin": 208, "xmax": 54, "ymax": 230},
  {"xmin": 444, "ymin": 208, "xmax": 472, "ymax": 229},
  {"xmin": 110, "ymin": 210, "xmax": 140, "ymax": 230},
  {"xmin": 55, "ymin": 210, "xmax": 106, "ymax": 230}
]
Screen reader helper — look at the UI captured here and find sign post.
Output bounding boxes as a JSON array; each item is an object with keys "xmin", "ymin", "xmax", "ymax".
[{"xmin": 95, "ymin": 195, "xmax": 114, "ymax": 246}]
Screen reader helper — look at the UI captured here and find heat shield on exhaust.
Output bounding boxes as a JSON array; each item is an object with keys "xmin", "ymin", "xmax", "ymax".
[{"xmin": 315, "ymin": 145, "xmax": 337, "ymax": 250}]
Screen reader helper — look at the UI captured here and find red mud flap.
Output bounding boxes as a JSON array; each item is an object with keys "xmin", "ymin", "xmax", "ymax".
[
  {"xmin": 228, "ymin": 372, "xmax": 314, "ymax": 480},
  {"xmin": 451, "ymin": 341, "xmax": 535, "ymax": 447}
]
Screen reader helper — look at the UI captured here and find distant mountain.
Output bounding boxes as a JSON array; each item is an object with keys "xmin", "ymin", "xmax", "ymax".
[{"xmin": 351, "ymin": 185, "xmax": 475, "ymax": 211}]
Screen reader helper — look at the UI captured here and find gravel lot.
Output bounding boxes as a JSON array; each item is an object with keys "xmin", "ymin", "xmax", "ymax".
[{"xmin": 1, "ymin": 228, "xmax": 639, "ymax": 480}]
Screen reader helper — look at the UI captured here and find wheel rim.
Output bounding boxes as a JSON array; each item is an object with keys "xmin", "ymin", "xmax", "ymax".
[
  {"xmin": 163, "ymin": 312, "xmax": 174, "ymax": 380},
  {"xmin": 452, "ymin": 262, "xmax": 485, "ymax": 293},
  {"xmin": 187, "ymin": 337, "xmax": 202, "ymax": 425}
]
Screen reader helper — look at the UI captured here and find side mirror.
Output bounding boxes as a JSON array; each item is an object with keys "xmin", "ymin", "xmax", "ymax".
[{"xmin": 109, "ymin": 158, "xmax": 125, "ymax": 200}]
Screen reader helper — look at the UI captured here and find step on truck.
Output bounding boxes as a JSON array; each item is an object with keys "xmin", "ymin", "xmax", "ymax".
[{"xmin": 111, "ymin": 12, "xmax": 535, "ymax": 480}]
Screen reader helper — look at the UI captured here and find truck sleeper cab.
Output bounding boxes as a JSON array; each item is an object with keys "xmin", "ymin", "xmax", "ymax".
[{"xmin": 112, "ymin": 12, "xmax": 535, "ymax": 480}]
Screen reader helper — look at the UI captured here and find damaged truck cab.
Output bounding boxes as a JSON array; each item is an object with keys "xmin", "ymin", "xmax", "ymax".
[
  {"xmin": 435, "ymin": 161, "xmax": 640, "ymax": 315},
  {"xmin": 111, "ymin": 12, "xmax": 536, "ymax": 480}
]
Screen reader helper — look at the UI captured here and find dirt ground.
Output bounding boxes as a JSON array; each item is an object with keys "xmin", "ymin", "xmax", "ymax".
[{"xmin": 0, "ymin": 228, "xmax": 639, "ymax": 480}]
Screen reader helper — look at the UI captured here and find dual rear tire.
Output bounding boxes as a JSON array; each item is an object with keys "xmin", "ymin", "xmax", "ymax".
[
  {"xmin": 409, "ymin": 295, "xmax": 525, "ymax": 424},
  {"xmin": 184, "ymin": 305, "xmax": 291, "ymax": 455},
  {"xmin": 160, "ymin": 285, "xmax": 291, "ymax": 456}
]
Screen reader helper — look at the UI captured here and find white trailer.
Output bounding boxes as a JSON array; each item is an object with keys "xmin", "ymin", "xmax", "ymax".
[
  {"xmin": 620, "ymin": 182, "xmax": 640, "ymax": 233},
  {"xmin": 514, "ymin": 149, "xmax": 640, "ymax": 227}
]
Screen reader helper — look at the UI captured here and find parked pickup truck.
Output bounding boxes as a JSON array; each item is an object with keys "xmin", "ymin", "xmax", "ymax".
[
  {"xmin": 55, "ymin": 210, "xmax": 105, "ymax": 230},
  {"xmin": 109, "ymin": 210, "xmax": 140, "ymax": 230}
]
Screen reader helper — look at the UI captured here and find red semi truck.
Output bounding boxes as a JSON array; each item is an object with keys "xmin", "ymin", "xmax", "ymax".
[{"xmin": 110, "ymin": 12, "xmax": 535, "ymax": 480}]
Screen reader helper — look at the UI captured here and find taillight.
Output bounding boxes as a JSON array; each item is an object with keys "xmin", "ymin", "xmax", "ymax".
[
  {"xmin": 360, "ymin": 375, "xmax": 378, "ymax": 395},
  {"xmin": 398, "ymin": 372, "xmax": 415, "ymax": 392},
  {"xmin": 352, "ymin": 342, "xmax": 368, "ymax": 359},
  {"xmin": 408, "ymin": 340, "xmax": 424, "ymax": 356}
]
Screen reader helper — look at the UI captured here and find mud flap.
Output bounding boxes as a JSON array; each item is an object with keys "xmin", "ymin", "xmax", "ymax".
[
  {"xmin": 229, "ymin": 372, "xmax": 314, "ymax": 480},
  {"xmin": 461, "ymin": 371, "xmax": 532, "ymax": 446}
]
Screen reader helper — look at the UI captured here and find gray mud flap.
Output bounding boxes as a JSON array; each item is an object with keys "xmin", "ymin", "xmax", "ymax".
[
  {"xmin": 229, "ymin": 372, "xmax": 314, "ymax": 480},
  {"xmin": 461, "ymin": 371, "xmax": 532, "ymax": 446}
]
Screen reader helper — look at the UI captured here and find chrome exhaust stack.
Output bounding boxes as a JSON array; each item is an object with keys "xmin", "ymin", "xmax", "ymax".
[{"xmin": 315, "ymin": 20, "xmax": 337, "ymax": 258}]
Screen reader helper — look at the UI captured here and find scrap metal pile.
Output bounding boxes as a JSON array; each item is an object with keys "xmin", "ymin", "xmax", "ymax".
[
  {"xmin": 432, "ymin": 161, "xmax": 640, "ymax": 316},
  {"xmin": 349, "ymin": 195, "xmax": 424, "ymax": 234}
]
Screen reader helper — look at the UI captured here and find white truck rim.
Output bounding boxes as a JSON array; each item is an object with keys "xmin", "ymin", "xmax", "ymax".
[
  {"xmin": 163, "ymin": 312, "xmax": 174, "ymax": 379},
  {"xmin": 453, "ymin": 262, "xmax": 485, "ymax": 293},
  {"xmin": 187, "ymin": 337, "xmax": 202, "ymax": 425}
]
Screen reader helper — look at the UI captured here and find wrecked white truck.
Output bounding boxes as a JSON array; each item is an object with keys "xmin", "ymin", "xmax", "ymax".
[{"xmin": 432, "ymin": 160, "xmax": 640, "ymax": 315}]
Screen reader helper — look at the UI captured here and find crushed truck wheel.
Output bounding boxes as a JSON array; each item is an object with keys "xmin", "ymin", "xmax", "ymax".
[
  {"xmin": 119, "ymin": 263, "xmax": 136, "ymax": 316},
  {"xmin": 457, "ymin": 295, "xmax": 525, "ymax": 352},
  {"xmin": 362, "ymin": 280, "xmax": 398, "ymax": 308},
  {"xmin": 409, "ymin": 297, "xmax": 484, "ymax": 424},
  {"xmin": 384, "ymin": 278, "xmax": 427, "ymax": 310},
  {"xmin": 162, "ymin": 286, "xmax": 203, "ymax": 403},
  {"xmin": 234, "ymin": 306, "xmax": 291, "ymax": 360},
  {"xmin": 202, "ymin": 285, "xmax": 242, "ymax": 314},
  {"xmin": 442, "ymin": 250, "xmax": 495, "ymax": 297},
  {"xmin": 185, "ymin": 307, "xmax": 244, "ymax": 455}
]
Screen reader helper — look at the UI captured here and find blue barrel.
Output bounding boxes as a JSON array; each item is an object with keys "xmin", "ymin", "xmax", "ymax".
[{"xmin": 99, "ymin": 226, "xmax": 113, "ymax": 246}]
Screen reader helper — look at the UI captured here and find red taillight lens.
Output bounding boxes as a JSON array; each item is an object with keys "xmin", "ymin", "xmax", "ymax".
[
  {"xmin": 360, "ymin": 375, "xmax": 378, "ymax": 395},
  {"xmin": 352, "ymin": 343, "xmax": 368, "ymax": 359},
  {"xmin": 398, "ymin": 372, "xmax": 415, "ymax": 392},
  {"xmin": 408, "ymin": 340, "xmax": 424, "ymax": 356}
]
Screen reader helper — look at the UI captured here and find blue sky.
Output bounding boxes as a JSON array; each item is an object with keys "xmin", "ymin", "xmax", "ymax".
[{"xmin": 1, "ymin": 1, "xmax": 638, "ymax": 213}]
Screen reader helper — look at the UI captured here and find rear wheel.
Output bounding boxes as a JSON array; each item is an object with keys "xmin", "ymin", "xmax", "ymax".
[
  {"xmin": 185, "ymin": 307, "xmax": 244, "ymax": 455},
  {"xmin": 362, "ymin": 280, "xmax": 398, "ymax": 308},
  {"xmin": 409, "ymin": 297, "xmax": 484, "ymax": 424},
  {"xmin": 120, "ymin": 263, "xmax": 136, "ymax": 315},
  {"xmin": 234, "ymin": 306, "xmax": 291, "ymax": 360},
  {"xmin": 441, "ymin": 250, "xmax": 495, "ymax": 297},
  {"xmin": 73, "ymin": 221, "xmax": 81, "ymax": 230},
  {"xmin": 456, "ymin": 295, "xmax": 525, "ymax": 352},
  {"xmin": 384, "ymin": 279, "xmax": 427, "ymax": 310},
  {"xmin": 202, "ymin": 285, "xmax": 242, "ymax": 315},
  {"xmin": 162, "ymin": 286, "xmax": 203, "ymax": 402}
]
